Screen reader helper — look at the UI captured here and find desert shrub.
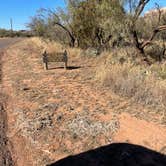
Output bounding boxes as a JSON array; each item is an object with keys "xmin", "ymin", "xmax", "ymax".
[
  {"xmin": 0, "ymin": 29, "xmax": 12, "ymax": 37},
  {"xmin": 144, "ymin": 43, "xmax": 166, "ymax": 62},
  {"xmin": 150, "ymin": 63, "xmax": 166, "ymax": 79},
  {"xmin": 28, "ymin": 0, "xmax": 127, "ymax": 50},
  {"xmin": 96, "ymin": 51, "xmax": 166, "ymax": 110}
]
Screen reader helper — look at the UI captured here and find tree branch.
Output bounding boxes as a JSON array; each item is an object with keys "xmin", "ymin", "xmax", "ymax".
[{"xmin": 134, "ymin": 0, "xmax": 150, "ymax": 21}]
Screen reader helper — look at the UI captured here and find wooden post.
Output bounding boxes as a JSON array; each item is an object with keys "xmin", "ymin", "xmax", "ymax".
[
  {"xmin": 43, "ymin": 51, "xmax": 48, "ymax": 70},
  {"xmin": 44, "ymin": 62, "xmax": 48, "ymax": 70},
  {"xmin": 64, "ymin": 50, "xmax": 68, "ymax": 70},
  {"xmin": 64, "ymin": 61, "xmax": 67, "ymax": 70}
]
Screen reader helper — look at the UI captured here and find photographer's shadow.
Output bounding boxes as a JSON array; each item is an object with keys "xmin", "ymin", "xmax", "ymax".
[{"xmin": 47, "ymin": 143, "xmax": 166, "ymax": 166}]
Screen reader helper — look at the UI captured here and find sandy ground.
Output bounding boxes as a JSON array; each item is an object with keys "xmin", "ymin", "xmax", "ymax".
[
  {"xmin": 0, "ymin": 101, "xmax": 14, "ymax": 166},
  {"xmin": 0, "ymin": 38, "xmax": 166, "ymax": 165},
  {"xmin": 0, "ymin": 40, "xmax": 18, "ymax": 166}
]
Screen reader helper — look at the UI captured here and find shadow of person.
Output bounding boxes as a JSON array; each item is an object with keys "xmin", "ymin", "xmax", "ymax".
[{"xmin": 47, "ymin": 143, "xmax": 166, "ymax": 166}]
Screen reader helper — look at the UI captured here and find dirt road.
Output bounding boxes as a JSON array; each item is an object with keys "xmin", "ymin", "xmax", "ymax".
[
  {"xmin": 0, "ymin": 38, "xmax": 20, "ymax": 166},
  {"xmin": 0, "ymin": 38, "xmax": 22, "ymax": 49},
  {"xmin": 1, "ymin": 38, "xmax": 166, "ymax": 165}
]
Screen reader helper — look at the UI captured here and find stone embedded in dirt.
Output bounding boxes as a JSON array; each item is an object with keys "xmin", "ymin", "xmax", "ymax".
[
  {"xmin": 57, "ymin": 115, "xmax": 63, "ymax": 122},
  {"xmin": 41, "ymin": 103, "xmax": 59, "ymax": 111},
  {"xmin": 66, "ymin": 105, "xmax": 75, "ymax": 112}
]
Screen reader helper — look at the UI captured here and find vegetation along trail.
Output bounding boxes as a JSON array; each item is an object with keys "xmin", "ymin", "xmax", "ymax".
[
  {"xmin": 0, "ymin": 0, "xmax": 166, "ymax": 165},
  {"xmin": 0, "ymin": 38, "xmax": 165, "ymax": 165}
]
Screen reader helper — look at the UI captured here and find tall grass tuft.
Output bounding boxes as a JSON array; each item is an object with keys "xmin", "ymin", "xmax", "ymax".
[{"xmin": 96, "ymin": 50, "xmax": 166, "ymax": 110}]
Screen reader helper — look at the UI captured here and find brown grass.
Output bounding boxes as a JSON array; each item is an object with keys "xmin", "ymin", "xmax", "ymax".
[
  {"xmin": 30, "ymin": 38, "xmax": 166, "ymax": 112},
  {"xmin": 95, "ymin": 49, "xmax": 166, "ymax": 113},
  {"xmin": 2, "ymin": 37, "xmax": 166, "ymax": 165},
  {"xmin": 30, "ymin": 37, "xmax": 82, "ymax": 58}
]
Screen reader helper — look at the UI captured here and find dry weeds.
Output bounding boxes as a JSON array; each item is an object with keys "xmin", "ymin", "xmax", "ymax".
[
  {"xmin": 95, "ymin": 49, "xmax": 166, "ymax": 119},
  {"xmin": 2, "ymin": 38, "xmax": 166, "ymax": 165}
]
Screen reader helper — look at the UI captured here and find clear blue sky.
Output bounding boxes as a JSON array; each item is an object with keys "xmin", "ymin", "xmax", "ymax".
[
  {"xmin": 0, "ymin": 0, "xmax": 166, "ymax": 30},
  {"xmin": 0, "ymin": 0, "xmax": 65, "ymax": 30}
]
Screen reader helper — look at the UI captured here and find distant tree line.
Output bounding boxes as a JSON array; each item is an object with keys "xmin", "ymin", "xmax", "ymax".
[
  {"xmin": 28, "ymin": 0, "xmax": 166, "ymax": 62},
  {"xmin": 0, "ymin": 28, "xmax": 33, "ymax": 38}
]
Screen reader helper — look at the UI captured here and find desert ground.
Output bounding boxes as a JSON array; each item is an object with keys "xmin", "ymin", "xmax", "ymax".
[{"xmin": 0, "ymin": 38, "xmax": 165, "ymax": 166}]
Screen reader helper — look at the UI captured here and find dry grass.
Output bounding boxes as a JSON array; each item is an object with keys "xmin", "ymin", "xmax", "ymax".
[
  {"xmin": 30, "ymin": 37, "xmax": 82, "ymax": 58},
  {"xmin": 1, "ymin": 37, "xmax": 166, "ymax": 165},
  {"xmin": 95, "ymin": 49, "xmax": 166, "ymax": 112},
  {"xmin": 151, "ymin": 62, "xmax": 166, "ymax": 79},
  {"xmin": 30, "ymin": 38, "xmax": 166, "ymax": 112}
]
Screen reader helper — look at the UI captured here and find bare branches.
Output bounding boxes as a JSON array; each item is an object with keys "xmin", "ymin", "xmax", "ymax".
[
  {"xmin": 155, "ymin": 3, "xmax": 162, "ymax": 27},
  {"xmin": 37, "ymin": 7, "xmax": 76, "ymax": 47},
  {"xmin": 141, "ymin": 5, "xmax": 166, "ymax": 49},
  {"xmin": 141, "ymin": 25, "xmax": 166, "ymax": 49},
  {"xmin": 129, "ymin": 0, "xmax": 166, "ymax": 61},
  {"xmin": 133, "ymin": 0, "xmax": 150, "ymax": 21}
]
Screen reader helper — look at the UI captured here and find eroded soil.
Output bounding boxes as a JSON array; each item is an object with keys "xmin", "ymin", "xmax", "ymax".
[{"xmin": 0, "ymin": 39, "xmax": 166, "ymax": 165}]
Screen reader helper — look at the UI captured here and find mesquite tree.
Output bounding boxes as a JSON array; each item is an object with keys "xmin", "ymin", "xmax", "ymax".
[
  {"xmin": 71, "ymin": 0, "xmax": 126, "ymax": 49},
  {"xmin": 126, "ymin": 0, "xmax": 166, "ymax": 61}
]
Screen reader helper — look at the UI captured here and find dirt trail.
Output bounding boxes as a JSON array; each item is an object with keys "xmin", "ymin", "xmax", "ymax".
[
  {"xmin": 1, "ymin": 39, "xmax": 166, "ymax": 165},
  {"xmin": 0, "ymin": 103, "xmax": 14, "ymax": 166},
  {"xmin": 0, "ymin": 52, "xmax": 14, "ymax": 166}
]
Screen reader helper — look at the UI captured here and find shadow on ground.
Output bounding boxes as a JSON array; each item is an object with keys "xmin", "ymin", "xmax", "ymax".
[
  {"xmin": 48, "ymin": 143, "xmax": 166, "ymax": 166},
  {"xmin": 48, "ymin": 66, "xmax": 82, "ymax": 70}
]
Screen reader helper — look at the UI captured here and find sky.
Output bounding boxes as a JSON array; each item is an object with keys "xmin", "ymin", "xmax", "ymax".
[{"xmin": 0, "ymin": 0, "xmax": 166, "ymax": 30}]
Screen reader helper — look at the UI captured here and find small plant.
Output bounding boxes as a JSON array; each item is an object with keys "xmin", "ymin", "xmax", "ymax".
[{"xmin": 151, "ymin": 63, "xmax": 166, "ymax": 79}]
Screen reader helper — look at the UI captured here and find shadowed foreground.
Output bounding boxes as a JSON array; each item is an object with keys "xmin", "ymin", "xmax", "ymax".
[{"xmin": 48, "ymin": 143, "xmax": 166, "ymax": 166}]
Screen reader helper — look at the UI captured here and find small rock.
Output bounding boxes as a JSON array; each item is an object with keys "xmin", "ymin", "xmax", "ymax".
[
  {"xmin": 41, "ymin": 103, "xmax": 59, "ymax": 111},
  {"xmin": 57, "ymin": 115, "xmax": 63, "ymax": 122}
]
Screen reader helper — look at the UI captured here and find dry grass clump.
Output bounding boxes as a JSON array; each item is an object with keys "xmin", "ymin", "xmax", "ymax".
[
  {"xmin": 150, "ymin": 62, "xmax": 166, "ymax": 80},
  {"xmin": 96, "ymin": 50, "xmax": 166, "ymax": 111},
  {"xmin": 30, "ymin": 37, "xmax": 82, "ymax": 58},
  {"xmin": 30, "ymin": 37, "xmax": 62, "ymax": 53}
]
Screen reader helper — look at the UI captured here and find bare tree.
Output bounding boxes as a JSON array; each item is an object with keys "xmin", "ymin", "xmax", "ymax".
[
  {"xmin": 35, "ymin": 8, "xmax": 77, "ymax": 47},
  {"xmin": 129, "ymin": 0, "xmax": 166, "ymax": 61}
]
